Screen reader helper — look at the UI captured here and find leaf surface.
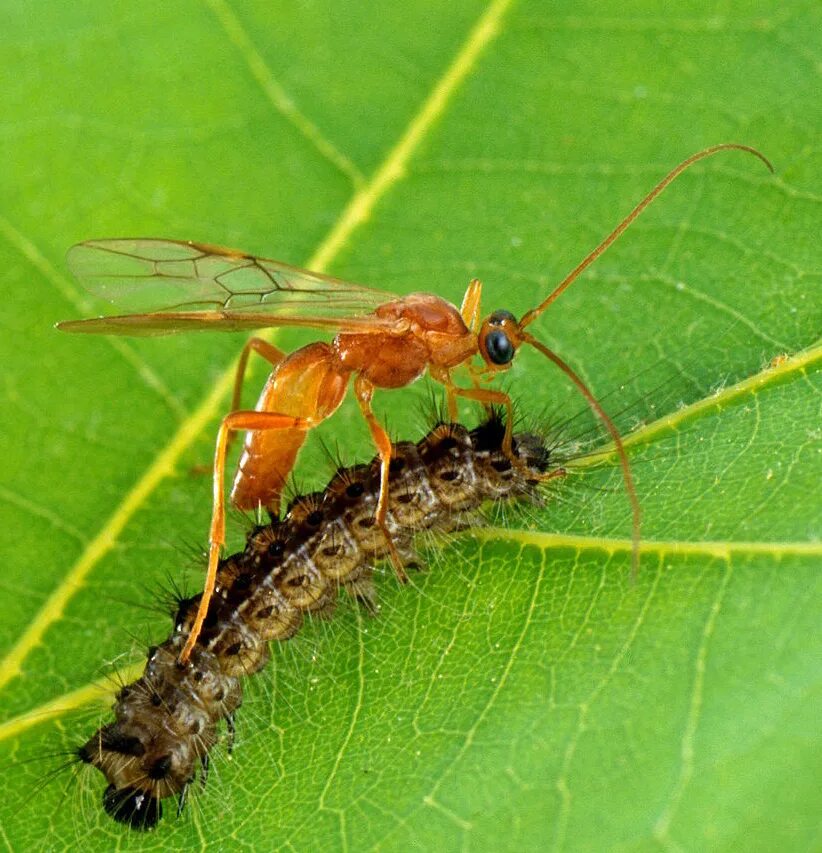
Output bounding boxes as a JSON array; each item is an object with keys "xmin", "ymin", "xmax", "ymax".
[{"xmin": 0, "ymin": 1, "xmax": 819, "ymax": 850}]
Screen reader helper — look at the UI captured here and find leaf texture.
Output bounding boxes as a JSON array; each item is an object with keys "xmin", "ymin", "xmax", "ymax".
[{"xmin": 0, "ymin": 1, "xmax": 819, "ymax": 850}]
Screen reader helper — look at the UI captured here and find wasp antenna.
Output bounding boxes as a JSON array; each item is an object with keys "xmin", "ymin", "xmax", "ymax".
[
  {"xmin": 519, "ymin": 144, "xmax": 773, "ymax": 329},
  {"xmin": 522, "ymin": 332, "xmax": 641, "ymax": 576}
]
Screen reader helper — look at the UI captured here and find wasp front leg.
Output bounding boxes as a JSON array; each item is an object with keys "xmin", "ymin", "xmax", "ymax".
[
  {"xmin": 443, "ymin": 363, "xmax": 497, "ymax": 422},
  {"xmin": 431, "ymin": 368, "xmax": 515, "ymax": 453},
  {"xmin": 438, "ymin": 377, "xmax": 566, "ymax": 486},
  {"xmin": 459, "ymin": 278, "xmax": 483, "ymax": 334}
]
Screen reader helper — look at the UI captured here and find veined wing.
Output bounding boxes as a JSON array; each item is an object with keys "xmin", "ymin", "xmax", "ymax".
[{"xmin": 58, "ymin": 239, "xmax": 405, "ymax": 336}]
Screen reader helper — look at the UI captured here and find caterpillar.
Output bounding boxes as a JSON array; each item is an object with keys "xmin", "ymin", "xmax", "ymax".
[{"xmin": 76, "ymin": 412, "xmax": 558, "ymax": 829}]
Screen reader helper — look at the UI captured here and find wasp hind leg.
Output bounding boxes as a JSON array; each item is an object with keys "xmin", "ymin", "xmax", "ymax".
[
  {"xmin": 227, "ymin": 337, "xmax": 287, "ymax": 449},
  {"xmin": 180, "ymin": 409, "xmax": 311, "ymax": 665},
  {"xmin": 191, "ymin": 338, "xmax": 289, "ymax": 477}
]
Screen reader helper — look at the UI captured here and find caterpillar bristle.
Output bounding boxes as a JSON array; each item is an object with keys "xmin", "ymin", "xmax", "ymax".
[
  {"xmin": 76, "ymin": 414, "xmax": 556, "ymax": 829},
  {"xmin": 419, "ymin": 386, "xmax": 451, "ymax": 431}
]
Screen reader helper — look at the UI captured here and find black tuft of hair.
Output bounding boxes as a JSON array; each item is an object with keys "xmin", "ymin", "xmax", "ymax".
[
  {"xmin": 420, "ymin": 386, "xmax": 451, "ymax": 432},
  {"xmin": 77, "ymin": 725, "xmax": 146, "ymax": 764},
  {"xmin": 102, "ymin": 785, "xmax": 162, "ymax": 830},
  {"xmin": 173, "ymin": 594, "xmax": 200, "ymax": 630},
  {"xmin": 469, "ymin": 409, "xmax": 507, "ymax": 452},
  {"xmin": 148, "ymin": 754, "xmax": 172, "ymax": 781},
  {"xmin": 153, "ymin": 571, "xmax": 193, "ymax": 620},
  {"xmin": 101, "ymin": 725, "xmax": 145, "ymax": 757}
]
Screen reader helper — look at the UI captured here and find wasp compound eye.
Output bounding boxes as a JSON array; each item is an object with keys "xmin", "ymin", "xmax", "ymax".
[{"xmin": 485, "ymin": 329, "xmax": 515, "ymax": 365}]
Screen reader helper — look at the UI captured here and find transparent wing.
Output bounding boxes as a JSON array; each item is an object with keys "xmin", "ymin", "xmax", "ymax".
[{"xmin": 58, "ymin": 239, "xmax": 404, "ymax": 336}]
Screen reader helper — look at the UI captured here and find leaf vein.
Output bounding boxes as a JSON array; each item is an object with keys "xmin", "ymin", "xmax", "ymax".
[
  {"xmin": 0, "ymin": 214, "xmax": 188, "ymax": 422},
  {"xmin": 652, "ymin": 560, "xmax": 733, "ymax": 845},
  {"xmin": 202, "ymin": 0, "xmax": 366, "ymax": 188},
  {"xmin": 474, "ymin": 529, "xmax": 822, "ymax": 559},
  {"xmin": 420, "ymin": 543, "xmax": 548, "ymax": 816},
  {"xmin": 0, "ymin": 0, "xmax": 513, "ymax": 697},
  {"xmin": 0, "ymin": 485, "xmax": 88, "ymax": 545},
  {"xmin": 552, "ymin": 553, "xmax": 664, "ymax": 851},
  {"xmin": 574, "ymin": 341, "xmax": 822, "ymax": 465}
]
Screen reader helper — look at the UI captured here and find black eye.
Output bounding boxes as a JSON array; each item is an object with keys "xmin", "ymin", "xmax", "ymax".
[{"xmin": 485, "ymin": 330, "xmax": 514, "ymax": 365}]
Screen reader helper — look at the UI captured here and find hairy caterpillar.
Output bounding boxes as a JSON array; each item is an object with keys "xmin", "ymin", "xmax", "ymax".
[{"xmin": 76, "ymin": 412, "xmax": 557, "ymax": 829}]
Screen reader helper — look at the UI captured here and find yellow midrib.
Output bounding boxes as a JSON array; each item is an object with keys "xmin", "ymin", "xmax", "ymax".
[
  {"xmin": 0, "ymin": 0, "xmax": 515, "ymax": 694},
  {"xmin": 573, "ymin": 341, "xmax": 822, "ymax": 468},
  {"xmin": 474, "ymin": 528, "xmax": 822, "ymax": 559},
  {"xmin": 3, "ymin": 0, "xmax": 819, "ymax": 739}
]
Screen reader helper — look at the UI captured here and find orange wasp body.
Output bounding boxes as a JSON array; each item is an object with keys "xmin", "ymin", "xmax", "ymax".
[
  {"xmin": 231, "ymin": 292, "xmax": 476, "ymax": 513},
  {"xmin": 59, "ymin": 144, "xmax": 772, "ymax": 663}
]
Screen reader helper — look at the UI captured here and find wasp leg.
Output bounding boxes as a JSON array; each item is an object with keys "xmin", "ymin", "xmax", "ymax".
[
  {"xmin": 448, "ymin": 278, "xmax": 484, "ymax": 420},
  {"xmin": 192, "ymin": 338, "xmax": 289, "ymax": 476},
  {"xmin": 226, "ymin": 338, "xmax": 287, "ymax": 450},
  {"xmin": 459, "ymin": 278, "xmax": 483, "ymax": 334},
  {"xmin": 354, "ymin": 375, "xmax": 408, "ymax": 584},
  {"xmin": 432, "ymin": 370, "xmax": 515, "ymax": 456},
  {"xmin": 180, "ymin": 410, "xmax": 311, "ymax": 665},
  {"xmin": 445, "ymin": 381, "xmax": 569, "ymax": 488}
]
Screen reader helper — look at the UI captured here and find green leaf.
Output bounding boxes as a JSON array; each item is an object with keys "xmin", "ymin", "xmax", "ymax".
[{"xmin": 1, "ymin": 1, "xmax": 819, "ymax": 850}]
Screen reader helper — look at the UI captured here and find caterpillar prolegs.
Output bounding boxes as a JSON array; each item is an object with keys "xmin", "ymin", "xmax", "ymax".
[{"xmin": 78, "ymin": 413, "xmax": 557, "ymax": 829}]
